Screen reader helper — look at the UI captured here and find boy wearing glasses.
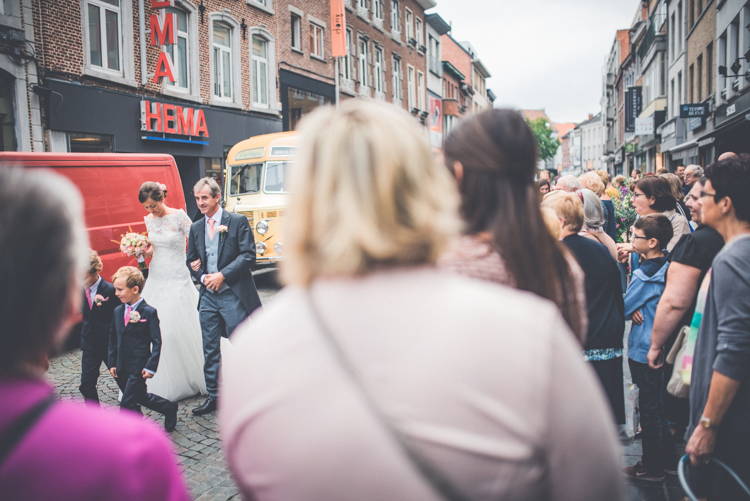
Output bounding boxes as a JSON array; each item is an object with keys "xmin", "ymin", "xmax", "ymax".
[{"xmin": 623, "ymin": 214, "xmax": 675, "ymax": 482}]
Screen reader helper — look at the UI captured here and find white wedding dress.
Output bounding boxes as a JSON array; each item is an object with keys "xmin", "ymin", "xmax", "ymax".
[{"xmin": 142, "ymin": 210, "xmax": 207, "ymax": 401}]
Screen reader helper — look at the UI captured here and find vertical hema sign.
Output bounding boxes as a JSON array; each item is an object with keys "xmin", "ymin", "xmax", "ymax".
[
  {"xmin": 140, "ymin": 0, "xmax": 209, "ymax": 142},
  {"xmin": 151, "ymin": 0, "xmax": 177, "ymax": 84}
]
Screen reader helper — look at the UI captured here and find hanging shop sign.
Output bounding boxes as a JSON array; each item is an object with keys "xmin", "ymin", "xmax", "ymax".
[
  {"xmin": 625, "ymin": 86, "xmax": 642, "ymax": 132},
  {"xmin": 635, "ymin": 116, "xmax": 654, "ymax": 135},
  {"xmin": 150, "ymin": 0, "xmax": 178, "ymax": 84},
  {"xmin": 680, "ymin": 103, "xmax": 709, "ymax": 118}
]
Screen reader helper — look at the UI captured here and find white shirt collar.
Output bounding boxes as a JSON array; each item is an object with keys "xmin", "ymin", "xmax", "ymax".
[
  {"xmin": 89, "ymin": 275, "xmax": 102, "ymax": 293},
  {"xmin": 127, "ymin": 298, "xmax": 144, "ymax": 311}
]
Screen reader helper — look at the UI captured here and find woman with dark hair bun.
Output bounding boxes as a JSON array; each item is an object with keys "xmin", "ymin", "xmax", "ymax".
[
  {"xmin": 138, "ymin": 181, "xmax": 168, "ymax": 203},
  {"xmin": 437, "ymin": 109, "xmax": 587, "ymax": 343}
]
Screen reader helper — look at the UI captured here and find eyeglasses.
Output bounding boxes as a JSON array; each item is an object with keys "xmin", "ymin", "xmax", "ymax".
[
  {"xmin": 700, "ymin": 190, "xmax": 717, "ymax": 198},
  {"xmin": 632, "ymin": 192, "xmax": 646, "ymax": 198}
]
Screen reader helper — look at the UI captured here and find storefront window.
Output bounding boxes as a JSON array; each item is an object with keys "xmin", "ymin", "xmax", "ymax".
[
  {"xmin": 203, "ymin": 157, "xmax": 224, "ymax": 190},
  {"xmin": 0, "ymin": 70, "xmax": 17, "ymax": 151},
  {"xmin": 288, "ymin": 87, "xmax": 331, "ymax": 130},
  {"xmin": 68, "ymin": 132, "xmax": 113, "ymax": 153},
  {"xmin": 229, "ymin": 163, "xmax": 261, "ymax": 195},
  {"xmin": 264, "ymin": 161, "xmax": 291, "ymax": 193}
]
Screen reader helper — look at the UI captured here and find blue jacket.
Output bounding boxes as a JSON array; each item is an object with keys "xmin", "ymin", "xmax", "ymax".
[{"xmin": 625, "ymin": 257, "xmax": 669, "ymax": 364}]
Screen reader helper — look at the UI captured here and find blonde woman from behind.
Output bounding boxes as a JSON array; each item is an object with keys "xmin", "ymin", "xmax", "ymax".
[{"xmin": 219, "ymin": 100, "xmax": 624, "ymax": 501}]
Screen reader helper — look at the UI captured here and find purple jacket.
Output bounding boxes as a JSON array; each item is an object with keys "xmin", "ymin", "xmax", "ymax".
[{"xmin": 0, "ymin": 378, "xmax": 190, "ymax": 501}]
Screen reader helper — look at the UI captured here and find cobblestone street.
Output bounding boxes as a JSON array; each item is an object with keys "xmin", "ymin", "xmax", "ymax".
[{"xmin": 45, "ymin": 268, "xmax": 280, "ymax": 501}]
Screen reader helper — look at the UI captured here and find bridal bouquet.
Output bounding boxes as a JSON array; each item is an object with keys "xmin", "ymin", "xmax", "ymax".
[{"xmin": 115, "ymin": 227, "xmax": 150, "ymax": 270}]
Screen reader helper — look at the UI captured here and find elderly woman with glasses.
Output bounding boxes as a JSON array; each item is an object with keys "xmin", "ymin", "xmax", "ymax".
[{"xmin": 219, "ymin": 100, "xmax": 624, "ymax": 501}]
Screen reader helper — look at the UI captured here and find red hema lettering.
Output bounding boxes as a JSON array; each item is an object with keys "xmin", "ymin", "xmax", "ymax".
[
  {"xmin": 151, "ymin": 0, "xmax": 174, "ymax": 7},
  {"xmin": 150, "ymin": 13, "xmax": 177, "ymax": 46},
  {"xmin": 176, "ymin": 106, "xmax": 194, "ymax": 135},
  {"xmin": 153, "ymin": 52, "xmax": 176, "ymax": 84},
  {"xmin": 142, "ymin": 101, "xmax": 162, "ymax": 131}
]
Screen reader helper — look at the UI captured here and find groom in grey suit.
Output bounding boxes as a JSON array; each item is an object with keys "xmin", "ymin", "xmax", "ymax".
[{"xmin": 186, "ymin": 177, "xmax": 262, "ymax": 415}]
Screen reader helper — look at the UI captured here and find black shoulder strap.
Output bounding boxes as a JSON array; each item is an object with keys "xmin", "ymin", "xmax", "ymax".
[{"xmin": 0, "ymin": 394, "xmax": 56, "ymax": 469}]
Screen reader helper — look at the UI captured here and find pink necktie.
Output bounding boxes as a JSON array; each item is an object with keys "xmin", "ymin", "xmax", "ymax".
[
  {"xmin": 85, "ymin": 288, "xmax": 93, "ymax": 309},
  {"xmin": 208, "ymin": 218, "xmax": 216, "ymax": 239},
  {"xmin": 125, "ymin": 305, "xmax": 131, "ymax": 326}
]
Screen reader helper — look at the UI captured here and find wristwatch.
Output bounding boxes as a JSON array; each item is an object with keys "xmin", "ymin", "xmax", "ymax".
[{"xmin": 700, "ymin": 416, "xmax": 718, "ymax": 430}]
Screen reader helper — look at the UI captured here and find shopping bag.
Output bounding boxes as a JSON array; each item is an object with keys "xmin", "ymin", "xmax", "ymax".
[
  {"xmin": 623, "ymin": 383, "xmax": 639, "ymax": 439},
  {"xmin": 666, "ymin": 326, "xmax": 690, "ymax": 398}
]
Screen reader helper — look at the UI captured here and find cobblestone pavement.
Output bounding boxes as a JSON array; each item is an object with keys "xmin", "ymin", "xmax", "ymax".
[{"xmin": 46, "ymin": 268, "xmax": 281, "ymax": 501}]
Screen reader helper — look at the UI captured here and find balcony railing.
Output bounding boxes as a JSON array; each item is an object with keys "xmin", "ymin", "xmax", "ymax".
[{"xmin": 637, "ymin": 22, "xmax": 655, "ymax": 61}]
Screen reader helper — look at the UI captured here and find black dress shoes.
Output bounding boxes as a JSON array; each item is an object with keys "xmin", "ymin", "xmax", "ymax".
[
  {"xmin": 165, "ymin": 402, "xmax": 178, "ymax": 432},
  {"xmin": 192, "ymin": 396, "xmax": 217, "ymax": 416}
]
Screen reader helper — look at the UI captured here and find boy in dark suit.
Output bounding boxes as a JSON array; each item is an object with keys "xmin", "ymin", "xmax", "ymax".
[
  {"xmin": 108, "ymin": 267, "xmax": 178, "ymax": 432},
  {"xmin": 80, "ymin": 250, "xmax": 121, "ymax": 404}
]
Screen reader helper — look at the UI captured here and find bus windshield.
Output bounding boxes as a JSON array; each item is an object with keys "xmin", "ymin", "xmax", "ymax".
[
  {"xmin": 229, "ymin": 163, "xmax": 262, "ymax": 195},
  {"xmin": 264, "ymin": 161, "xmax": 291, "ymax": 193}
]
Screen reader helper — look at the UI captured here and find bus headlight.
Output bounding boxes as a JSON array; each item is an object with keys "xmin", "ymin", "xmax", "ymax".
[
  {"xmin": 273, "ymin": 242, "xmax": 283, "ymax": 255},
  {"xmin": 256, "ymin": 221, "xmax": 269, "ymax": 235},
  {"xmin": 256, "ymin": 242, "xmax": 267, "ymax": 255}
]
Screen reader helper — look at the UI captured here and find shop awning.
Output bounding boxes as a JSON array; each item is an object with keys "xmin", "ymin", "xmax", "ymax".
[{"xmin": 668, "ymin": 140, "xmax": 698, "ymax": 160}]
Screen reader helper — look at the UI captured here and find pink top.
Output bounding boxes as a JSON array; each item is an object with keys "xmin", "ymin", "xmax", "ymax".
[
  {"xmin": 437, "ymin": 235, "xmax": 588, "ymax": 342},
  {"xmin": 0, "ymin": 378, "xmax": 190, "ymax": 501}
]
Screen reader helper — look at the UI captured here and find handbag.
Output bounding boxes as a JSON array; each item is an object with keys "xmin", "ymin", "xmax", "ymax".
[
  {"xmin": 666, "ymin": 325, "xmax": 690, "ymax": 398},
  {"xmin": 305, "ymin": 291, "xmax": 472, "ymax": 501}
]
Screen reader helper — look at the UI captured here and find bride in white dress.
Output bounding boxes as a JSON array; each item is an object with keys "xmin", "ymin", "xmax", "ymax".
[{"xmin": 138, "ymin": 182, "xmax": 207, "ymax": 401}]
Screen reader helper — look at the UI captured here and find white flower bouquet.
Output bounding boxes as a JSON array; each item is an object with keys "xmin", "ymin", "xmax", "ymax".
[{"xmin": 114, "ymin": 227, "xmax": 150, "ymax": 270}]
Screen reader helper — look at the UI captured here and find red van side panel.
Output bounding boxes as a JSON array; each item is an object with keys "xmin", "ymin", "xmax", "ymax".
[{"xmin": 0, "ymin": 153, "xmax": 187, "ymax": 281}]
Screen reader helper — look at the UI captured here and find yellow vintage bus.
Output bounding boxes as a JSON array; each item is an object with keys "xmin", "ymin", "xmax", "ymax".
[{"xmin": 224, "ymin": 132, "xmax": 297, "ymax": 266}]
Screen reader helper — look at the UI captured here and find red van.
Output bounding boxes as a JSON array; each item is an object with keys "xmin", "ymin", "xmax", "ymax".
[{"xmin": 0, "ymin": 153, "xmax": 187, "ymax": 281}]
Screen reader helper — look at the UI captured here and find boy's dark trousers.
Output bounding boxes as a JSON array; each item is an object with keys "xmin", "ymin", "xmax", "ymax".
[
  {"xmin": 115, "ymin": 371, "xmax": 172, "ymax": 416},
  {"xmin": 79, "ymin": 345, "xmax": 109, "ymax": 403},
  {"xmin": 629, "ymin": 359, "xmax": 678, "ymax": 473}
]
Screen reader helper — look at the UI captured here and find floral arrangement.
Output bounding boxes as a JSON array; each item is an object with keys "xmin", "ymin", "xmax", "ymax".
[
  {"xmin": 613, "ymin": 186, "xmax": 638, "ymax": 244},
  {"xmin": 129, "ymin": 310, "xmax": 142, "ymax": 323},
  {"xmin": 217, "ymin": 224, "xmax": 228, "ymax": 241},
  {"xmin": 113, "ymin": 226, "xmax": 150, "ymax": 270}
]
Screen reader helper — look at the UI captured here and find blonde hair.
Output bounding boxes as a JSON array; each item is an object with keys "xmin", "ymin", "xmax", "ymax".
[
  {"xmin": 579, "ymin": 171, "xmax": 605, "ymax": 197},
  {"xmin": 281, "ymin": 100, "xmax": 461, "ymax": 286},
  {"xmin": 540, "ymin": 207, "xmax": 561, "ymax": 240},
  {"xmin": 88, "ymin": 250, "xmax": 103, "ymax": 275},
  {"xmin": 596, "ymin": 170, "xmax": 610, "ymax": 186},
  {"xmin": 659, "ymin": 173, "xmax": 684, "ymax": 201},
  {"xmin": 112, "ymin": 266, "xmax": 145, "ymax": 291},
  {"xmin": 655, "ymin": 167, "xmax": 669, "ymax": 175},
  {"xmin": 613, "ymin": 175, "xmax": 626, "ymax": 188},
  {"xmin": 542, "ymin": 192, "xmax": 583, "ymax": 233}
]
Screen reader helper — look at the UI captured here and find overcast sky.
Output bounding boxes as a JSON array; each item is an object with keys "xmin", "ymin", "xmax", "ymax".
[{"xmin": 428, "ymin": 0, "xmax": 641, "ymax": 124}]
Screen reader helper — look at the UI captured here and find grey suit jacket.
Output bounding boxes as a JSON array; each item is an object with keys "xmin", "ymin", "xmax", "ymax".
[{"xmin": 186, "ymin": 210, "xmax": 262, "ymax": 316}]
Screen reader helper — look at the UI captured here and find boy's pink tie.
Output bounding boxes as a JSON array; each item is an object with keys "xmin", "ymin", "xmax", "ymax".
[
  {"xmin": 208, "ymin": 218, "xmax": 216, "ymax": 239},
  {"xmin": 125, "ymin": 305, "xmax": 132, "ymax": 326},
  {"xmin": 85, "ymin": 288, "xmax": 93, "ymax": 309}
]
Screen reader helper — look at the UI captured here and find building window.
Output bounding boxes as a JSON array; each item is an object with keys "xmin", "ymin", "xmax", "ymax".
[
  {"xmin": 428, "ymin": 35, "xmax": 440, "ymax": 74},
  {"xmin": 289, "ymin": 87, "xmax": 331, "ymax": 130},
  {"xmin": 392, "ymin": 56, "xmax": 402, "ymax": 100},
  {"xmin": 0, "ymin": 70, "xmax": 16, "ymax": 151},
  {"xmin": 678, "ymin": 1, "xmax": 683, "ymax": 53},
  {"xmin": 358, "ymin": 37, "xmax": 369, "ymax": 87},
  {"xmin": 291, "ymin": 14, "xmax": 301, "ymax": 51},
  {"xmin": 707, "ymin": 42, "xmax": 713, "ymax": 96},
  {"xmin": 417, "ymin": 70, "xmax": 425, "ymax": 110},
  {"xmin": 391, "ymin": 0, "xmax": 400, "ymax": 33},
  {"xmin": 407, "ymin": 65, "xmax": 415, "ymax": 109},
  {"xmin": 670, "ymin": 12, "xmax": 675, "ymax": 61},
  {"xmin": 212, "ymin": 22, "xmax": 233, "ymax": 99},
  {"xmin": 373, "ymin": 0, "xmax": 383, "ymax": 21},
  {"xmin": 374, "ymin": 45, "xmax": 384, "ymax": 93},
  {"xmin": 689, "ymin": 63, "xmax": 694, "ymax": 103},
  {"xmin": 166, "ymin": 7, "xmax": 189, "ymax": 90},
  {"xmin": 87, "ymin": 0, "xmax": 121, "ymax": 72},
  {"xmin": 69, "ymin": 132, "xmax": 113, "ymax": 153},
  {"xmin": 697, "ymin": 54, "xmax": 703, "ymax": 101},
  {"xmin": 404, "ymin": 8, "xmax": 412, "ymax": 42},
  {"xmin": 415, "ymin": 17, "xmax": 422, "ymax": 46},
  {"xmin": 343, "ymin": 28, "xmax": 353, "ymax": 80},
  {"xmin": 310, "ymin": 22, "xmax": 324, "ymax": 59},
  {"xmin": 252, "ymin": 36, "xmax": 269, "ymax": 107}
]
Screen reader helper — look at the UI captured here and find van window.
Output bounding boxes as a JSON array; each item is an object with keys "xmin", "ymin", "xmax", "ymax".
[
  {"xmin": 264, "ymin": 161, "xmax": 290, "ymax": 193},
  {"xmin": 229, "ymin": 163, "xmax": 262, "ymax": 195}
]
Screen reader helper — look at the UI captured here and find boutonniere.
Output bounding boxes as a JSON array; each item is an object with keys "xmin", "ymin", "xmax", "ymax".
[
  {"xmin": 129, "ymin": 311, "xmax": 146, "ymax": 324},
  {"xmin": 217, "ymin": 224, "xmax": 229, "ymax": 241},
  {"xmin": 94, "ymin": 294, "xmax": 108, "ymax": 307}
]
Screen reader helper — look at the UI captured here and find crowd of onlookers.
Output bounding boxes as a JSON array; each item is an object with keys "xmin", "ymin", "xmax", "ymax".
[{"xmin": 1, "ymin": 101, "xmax": 749, "ymax": 501}]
